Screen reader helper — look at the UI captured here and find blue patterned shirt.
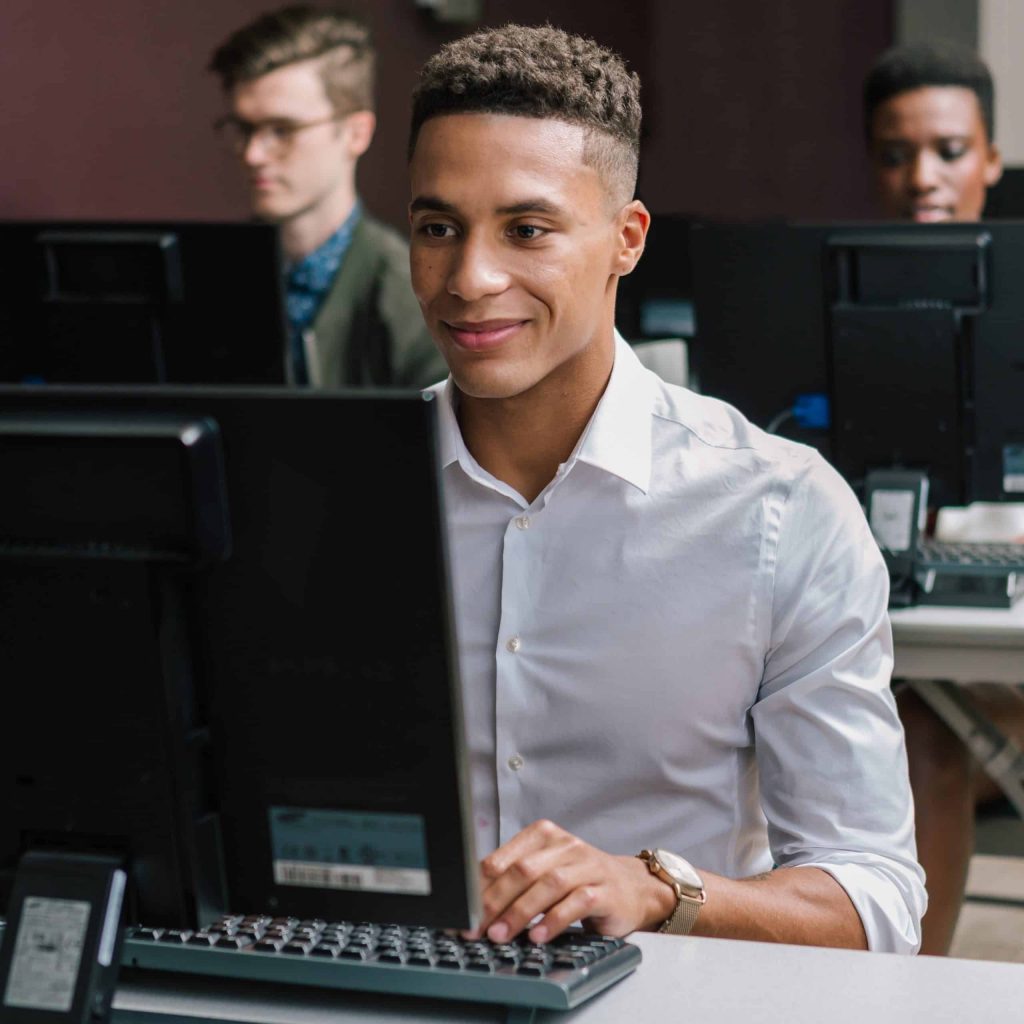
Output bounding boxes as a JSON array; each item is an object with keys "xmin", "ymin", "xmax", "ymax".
[{"xmin": 285, "ymin": 201, "xmax": 362, "ymax": 384}]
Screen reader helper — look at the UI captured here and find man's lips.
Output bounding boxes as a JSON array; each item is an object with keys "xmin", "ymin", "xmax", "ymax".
[
  {"xmin": 443, "ymin": 319, "xmax": 527, "ymax": 351},
  {"xmin": 909, "ymin": 204, "xmax": 953, "ymax": 223}
]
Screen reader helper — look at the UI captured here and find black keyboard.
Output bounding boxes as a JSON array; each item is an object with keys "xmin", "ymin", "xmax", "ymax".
[
  {"xmin": 123, "ymin": 913, "xmax": 642, "ymax": 1011},
  {"xmin": 916, "ymin": 540, "xmax": 1024, "ymax": 574},
  {"xmin": 913, "ymin": 540, "xmax": 1024, "ymax": 608}
]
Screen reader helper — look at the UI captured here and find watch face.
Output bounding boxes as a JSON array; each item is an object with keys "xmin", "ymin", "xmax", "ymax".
[{"xmin": 655, "ymin": 848, "xmax": 704, "ymax": 896}]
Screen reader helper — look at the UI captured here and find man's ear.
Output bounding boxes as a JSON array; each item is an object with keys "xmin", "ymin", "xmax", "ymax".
[
  {"xmin": 612, "ymin": 200, "xmax": 651, "ymax": 277},
  {"xmin": 985, "ymin": 141, "xmax": 1004, "ymax": 188},
  {"xmin": 344, "ymin": 111, "xmax": 377, "ymax": 159}
]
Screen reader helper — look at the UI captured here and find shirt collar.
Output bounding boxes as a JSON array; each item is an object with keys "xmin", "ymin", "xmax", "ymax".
[
  {"xmin": 430, "ymin": 331, "xmax": 655, "ymax": 495},
  {"xmin": 287, "ymin": 200, "xmax": 362, "ymax": 294}
]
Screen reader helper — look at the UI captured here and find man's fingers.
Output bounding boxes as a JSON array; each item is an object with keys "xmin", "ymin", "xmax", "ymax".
[
  {"xmin": 528, "ymin": 884, "xmax": 605, "ymax": 943},
  {"xmin": 484, "ymin": 860, "xmax": 592, "ymax": 942},
  {"xmin": 474, "ymin": 842, "xmax": 573, "ymax": 937},
  {"xmin": 479, "ymin": 819, "xmax": 565, "ymax": 881}
]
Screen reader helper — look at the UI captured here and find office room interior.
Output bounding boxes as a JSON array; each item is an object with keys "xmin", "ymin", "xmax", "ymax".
[{"xmin": 2, "ymin": 1, "xmax": 1024, "ymax": 1023}]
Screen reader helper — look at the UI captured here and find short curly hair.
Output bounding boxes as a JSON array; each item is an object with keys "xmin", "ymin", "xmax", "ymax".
[
  {"xmin": 864, "ymin": 42, "xmax": 994, "ymax": 142},
  {"xmin": 409, "ymin": 24, "xmax": 641, "ymax": 203},
  {"xmin": 209, "ymin": 5, "xmax": 374, "ymax": 114}
]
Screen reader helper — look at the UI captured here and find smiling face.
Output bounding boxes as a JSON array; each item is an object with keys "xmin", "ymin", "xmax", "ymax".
[
  {"xmin": 868, "ymin": 85, "xmax": 1002, "ymax": 222},
  {"xmin": 408, "ymin": 113, "xmax": 647, "ymax": 404}
]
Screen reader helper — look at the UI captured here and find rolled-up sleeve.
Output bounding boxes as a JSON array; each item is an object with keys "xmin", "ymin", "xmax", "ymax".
[{"xmin": 752, "ymin": 452, "xmax": 927, "ymax": 954}]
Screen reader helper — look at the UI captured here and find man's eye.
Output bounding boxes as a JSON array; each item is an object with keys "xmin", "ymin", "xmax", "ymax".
[
  {"xmin": 423, "ymin": 223, "xmax": 453, "ymax": 239},
  {"xmin": 269, "ymin": 124, "xmax": 297, "ymax": 141},
  {"xmin": 939, "ymin": 143, "xmax": 968, "ymax": 162},
  {"xmin": 877, "ymin": 147, "xmax": 908, "ymax": 169},
  {"xmin": 512, "ymin": 224, "xmax": 543, "ymax": 240}
]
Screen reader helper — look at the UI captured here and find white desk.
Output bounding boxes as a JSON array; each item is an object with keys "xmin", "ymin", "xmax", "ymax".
[
  {"xmin": 891, "ymin": 600, "xmax": 1024, "ymax": 816},
  {"xmin": 112, "ymin": 931, "xmax": 1024, "ymax": 1024},
  {"xmin": 890, "ymin": 601, "xmax": 1024, "ymax": 684}
]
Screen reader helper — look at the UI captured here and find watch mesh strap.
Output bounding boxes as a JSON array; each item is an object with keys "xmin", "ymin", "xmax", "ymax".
[{"xmin": 659, "ymin": 894, "xmax": 702, "ymax": 935}]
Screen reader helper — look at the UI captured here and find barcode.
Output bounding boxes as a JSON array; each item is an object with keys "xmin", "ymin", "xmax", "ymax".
[
  {"xmin": 273, "ymin": 859, "xmax": 431, "ymax": 895},
  {"xmin": 277, "ymin": 865, "xmax": 363, "ymax": 888}
]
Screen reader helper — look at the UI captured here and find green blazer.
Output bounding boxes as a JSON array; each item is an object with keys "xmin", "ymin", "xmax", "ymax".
[{"xmin": 302, "ymin": 214, "xmax": 448, "ymax": 389}]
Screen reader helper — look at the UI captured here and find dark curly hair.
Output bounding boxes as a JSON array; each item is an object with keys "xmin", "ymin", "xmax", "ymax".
[
  {"xmin": 409, "ymin": 24, "xmax": 641, "ymax": 202},
  {"xmin": 209, "ymin": 5, "xmax": 374, "ymax": 114},
  {"xmin": 864, "ymin": 42, "xmax": 994, "ymax": 141}
]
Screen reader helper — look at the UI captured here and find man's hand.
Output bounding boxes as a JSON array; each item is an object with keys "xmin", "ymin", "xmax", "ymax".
[{"xmin": 464, "ymin": 819, "xmax": 675, "ymax": 944}]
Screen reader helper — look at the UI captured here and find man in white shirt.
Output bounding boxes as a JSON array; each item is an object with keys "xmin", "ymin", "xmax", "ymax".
[{"xmin": 408, "ymin": 24, "xmax": 926, "ymax": 953}]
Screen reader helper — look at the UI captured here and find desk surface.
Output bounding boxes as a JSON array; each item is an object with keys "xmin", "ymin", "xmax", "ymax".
[
  {"xmin": 890, "ymin": 601, "xmax": 1024, "ymax": 683},
  {"xmin": 113, "ymin": 931, "xmax": 1024, "ymax": 1024}
]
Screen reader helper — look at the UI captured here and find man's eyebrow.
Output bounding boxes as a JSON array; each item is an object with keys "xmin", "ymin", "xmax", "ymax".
[
  {"xmin": 410, "ymin": 196, "xmax": 459, "ymax": 214},
  {"xmin": 496, "ymin": 199, "xmax": 565, "ymax": 216},
  {"xmin": 409, "ymin": 196, "xmax": 566, "ymax": 216}
]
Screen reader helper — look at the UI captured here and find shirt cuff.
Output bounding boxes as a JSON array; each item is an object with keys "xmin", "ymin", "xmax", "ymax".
[{"xmin": 801, "ymin": 856, "xmax": 927, "ymax": 955}]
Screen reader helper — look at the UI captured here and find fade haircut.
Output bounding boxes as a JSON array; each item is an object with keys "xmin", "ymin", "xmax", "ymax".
[
  {"xmin": 209, "ymin": 5, "xmax": 375, "ymax": 114},
  {"xmin": 409, "ymin": 24, "xmax": 641, "ymax": 204},
  {"xmin": 864, "ymin": 42, "xmax": 995, "ymax": 141}
]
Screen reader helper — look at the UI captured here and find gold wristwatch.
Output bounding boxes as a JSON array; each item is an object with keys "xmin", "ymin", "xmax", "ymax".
[{"xmin": 637, "ymin": 848, "xmax": 706, "ymax": 935}]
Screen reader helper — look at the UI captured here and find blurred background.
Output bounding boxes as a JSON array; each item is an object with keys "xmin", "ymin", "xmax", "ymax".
[{"xmin": 9, "ymin": 0, "xmax": 1016, "ymax": 231}]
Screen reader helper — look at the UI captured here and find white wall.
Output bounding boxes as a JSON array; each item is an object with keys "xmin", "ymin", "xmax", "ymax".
[{"xmin": 980, "ymin": 0, "xmax": 1024, "ymax": 163}]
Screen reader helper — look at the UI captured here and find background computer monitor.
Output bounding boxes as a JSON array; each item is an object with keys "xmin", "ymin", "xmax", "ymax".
[
  {"xmin": 0, "ymin": 388, "xmax": 476, "ymax": 932},
  {"xmin": 689, "ymin": 220, "xmax": 1024, "ymax": 510},
  {"xmin": 615, "ymin": 212, "xmax": 696, "ymax": 343},
  {"xmin": 0, "ymin": 221, "xmax": 288, "ymax": 385}
]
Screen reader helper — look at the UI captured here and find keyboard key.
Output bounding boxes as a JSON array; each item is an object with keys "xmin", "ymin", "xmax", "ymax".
[
  {"xmin": 310, "ymin": 943, "xmax": 341, "ymax": 958},
  {"xmin": 254, "ymin": 938, "xmax": 287, "ymax": 952},
  {"xmin": 517, "ymin": 961, "xmax": 548, "ymax": 976},
  {"xmin": 340, "ymin": 947, "xmax": 371, "ymax": 961}
]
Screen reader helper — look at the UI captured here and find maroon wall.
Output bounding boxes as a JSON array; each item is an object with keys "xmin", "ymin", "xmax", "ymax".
[
  {"xmin": 641, "ymin": 0, "xmax": 894, "ymax": 219},
  {"xmin": 0, "ymin": 1, "xmax": 890, "ymax": 229}
]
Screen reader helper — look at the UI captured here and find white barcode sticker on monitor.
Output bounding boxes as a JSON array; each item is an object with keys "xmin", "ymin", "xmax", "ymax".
[
  {"xmin": 4, "ymin": 897, "xmax": 90, "ymax": 1012},
  {"xmin": 869, "ymin": 489, "xmax": 916, "ymax": 553},
  {"xmin": 269, "ymin": 807, "xmax": 431, "ymax": 895}
]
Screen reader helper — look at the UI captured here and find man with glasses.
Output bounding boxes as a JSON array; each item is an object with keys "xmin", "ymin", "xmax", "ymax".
[{"xmin": 209, "ymin": 5, "xmax": 445, "ymax": 387}]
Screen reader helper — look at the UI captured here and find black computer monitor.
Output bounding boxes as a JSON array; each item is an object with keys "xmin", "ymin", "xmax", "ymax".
[
  {"xmin": 0, "ymin": 221, "xmax": 288, "ymax": 385},
  {"xmin": 689, "ymin": 220, "xmax": 1024, "ymax": 510},
  {"xmin": 0, "ymin": 388, "xmax": 476, "ymax": 933},
  {"xmin": 615, "ymin": 213, "xmax": 696, "ymax": 342}
]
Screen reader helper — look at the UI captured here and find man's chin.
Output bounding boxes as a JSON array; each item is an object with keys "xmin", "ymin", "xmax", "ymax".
[
  {"xmin": 449, "ymin": 365, "xmax": 535, "ymax": 402},
  {"xmin": 249, "ymin": 194, "xmax": 293, "ymax": 223}
]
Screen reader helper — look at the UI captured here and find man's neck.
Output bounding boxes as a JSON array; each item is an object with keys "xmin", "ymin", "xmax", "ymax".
[
  {"xmin": 456, "ymin": 334, "xmax": 616, "ymax": 504},
  {"xmin": 278, "ymin": 186, "xmax": 358, "ymax": 262}
]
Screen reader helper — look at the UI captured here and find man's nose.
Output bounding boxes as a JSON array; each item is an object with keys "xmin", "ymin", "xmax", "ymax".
[
  {"xmin": 446, "ymin": 234, "xmax": 511, "ymax": 301},
  {"xmin": 908, "ymin": 150, "xmax": 943, "ymax": 193},
  {"xmin": 241, "ymin": 129, "xmax": 273, "ymax": 165}
]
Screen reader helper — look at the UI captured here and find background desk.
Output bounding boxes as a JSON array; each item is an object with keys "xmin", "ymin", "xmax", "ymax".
[
  {"xmin": 890, "ymin": 601, "xmax": 1024, "ymax": 684},
  {"xmin": 112, "ymin": 931, "xmax": 1024, "ymax": 1024}
]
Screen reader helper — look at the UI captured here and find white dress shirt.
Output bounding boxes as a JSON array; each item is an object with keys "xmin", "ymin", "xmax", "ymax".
[{"xmin": 429, "ymin": 334, "xmax": 926, "ymax": 955}]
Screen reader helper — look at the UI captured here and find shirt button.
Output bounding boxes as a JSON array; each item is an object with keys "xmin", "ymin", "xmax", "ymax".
[
  {"xmin": 507, "ymin": 754, "xmax": 524, "ymax": 772},
  {"xmin": 506, "ymin": 635, "xmax": 522, "ymax": 653},
  {"xmin": 514, "ymin": 515, "xmax": 531, "ymax": 530}
]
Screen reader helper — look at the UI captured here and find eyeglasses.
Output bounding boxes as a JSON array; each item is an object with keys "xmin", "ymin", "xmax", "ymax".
[{"xmin": 213, "ymin": 114, "xmax": 342, "ymax": 156}]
